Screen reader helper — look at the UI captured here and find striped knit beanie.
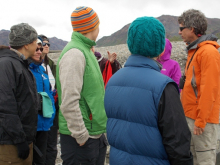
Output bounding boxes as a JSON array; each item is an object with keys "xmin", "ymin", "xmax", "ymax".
[
  {"xmin": 71, "ymin": 6, "xmax": 100, "ymax": 34},
  {"xmin": 127, "ymin": 16, "xmax": 165, "ymax": 58}
]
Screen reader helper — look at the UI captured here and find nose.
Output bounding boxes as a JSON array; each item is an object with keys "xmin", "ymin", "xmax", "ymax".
[{"xmin": 178, "ymin": 30, "xmax": 182, "ymax": 35}]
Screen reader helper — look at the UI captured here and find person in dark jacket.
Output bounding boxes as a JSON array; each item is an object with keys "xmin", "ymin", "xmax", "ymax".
[
  {"xmin": 29, "ymin": 39, "xmax": 56, "ymax": 165},
  {"xmin": 0, "ymin": 23, "xmax": 38, "ymax": 165},
  {"xmin": 92, "ymin": 48, "xmax": 121, "ymax": 75},
  {"xmin": 91, "ymin": 47, "xmax": 121, "ymax": 87},
  {"xmin": 38, "ymin": 34, "xmax": 58, "ymax": 165},
  {"xmin": 104, "ymin": 17, "xmax": 193, "ymax": 165}
]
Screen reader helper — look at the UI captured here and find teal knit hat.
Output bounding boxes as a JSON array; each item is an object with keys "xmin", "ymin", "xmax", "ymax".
[{"xmin": 127, "ymin": 17, "xmax": 165, "ymax": 58}]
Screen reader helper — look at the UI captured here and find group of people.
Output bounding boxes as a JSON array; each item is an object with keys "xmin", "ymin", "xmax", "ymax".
[
  {"xmin": 0, "ymin": 24, "xmax": 59, "ymax": 164},
  {"xmin": 0, "ymin": 5, "xmax": 219, "ymax": 165}
]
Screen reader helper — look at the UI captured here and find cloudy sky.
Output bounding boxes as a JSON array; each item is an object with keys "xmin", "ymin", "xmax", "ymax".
[{"xmin": 1, "ymin": 0, "xmax": 219, "ymax": 41}]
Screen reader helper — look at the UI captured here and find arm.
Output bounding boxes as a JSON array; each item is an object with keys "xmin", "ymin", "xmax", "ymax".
[
  {"xmin": 171, "ymin": 62, "xmax": 182, "ymax": 86},
  {"xmin": 195, "ymin": 48, "xmax": 220, "ymax": 128},
  {"xmin": 0, "ymin": 60, "xmax": 26, "ymax": 144},
  {"xmin": 158, "ymin": 83, "xmax": 193, "ymax": 165},
  {"xmin": 59, "ymin": 48, "xmax": 89, "ymax": 145},
  {"xmin": 107, "ymin": 51, "xmax": 120, "ymax": 74}
]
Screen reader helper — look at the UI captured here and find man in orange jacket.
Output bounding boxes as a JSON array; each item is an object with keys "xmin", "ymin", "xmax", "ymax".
[{"xmin": 178, "ymin": 9, "xmax": 220, "ymax": 165}]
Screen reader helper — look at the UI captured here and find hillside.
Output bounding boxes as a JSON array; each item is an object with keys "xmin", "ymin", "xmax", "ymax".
[
  {"xmin": 0, "ymin": 30, "xmax": 68, "ymax": 50},
  {"xmin": 96, "ymin": 15, "xmax": 220, "ymax": 47}
]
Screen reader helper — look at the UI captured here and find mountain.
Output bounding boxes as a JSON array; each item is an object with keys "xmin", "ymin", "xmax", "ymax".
[
  {"xmin": 48, "ymin": 37, "xmax": 68, "ymax": 50},
  {"xmin": 0, "ymin": 30, "xmax": 68, "ymax": 50},
  {"xmin": 96, "ymin": 15, "xmax": 220, "ymax": 47}
]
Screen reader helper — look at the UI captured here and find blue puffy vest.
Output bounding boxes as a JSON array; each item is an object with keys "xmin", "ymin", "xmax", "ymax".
[
  {"xmin": 105, "ymin": 55, "xmax": 173, "ymax": 165},
  {"xmin": 29, "ymin": 62, "xmax": 56, "ymax": 131}
]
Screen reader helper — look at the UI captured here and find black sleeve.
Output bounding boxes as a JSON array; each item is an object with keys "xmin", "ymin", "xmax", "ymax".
[
  {"xmin": 0, "ymin": 60, "xmax": 26, "ymax": 144},
  {"xmin": 158, "ymin": 83, "xmax": 193, "ymax": 165}
]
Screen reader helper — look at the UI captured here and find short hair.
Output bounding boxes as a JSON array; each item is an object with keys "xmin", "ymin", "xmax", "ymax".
[{"xmin": 178, "ymin": 9, "xmax": 207, "ymax": 36}]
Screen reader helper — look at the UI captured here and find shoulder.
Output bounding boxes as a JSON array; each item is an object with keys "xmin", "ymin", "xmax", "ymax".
[
  {"xmin": 0, "ymin": 56, "xmax": 22, "ymax": 72},
  {"xmin": 59, "ymin": 48, "xmax": 85, "ymax": 66},
  {"xmin": 62, "ymin": 48, "xmax": 84, "ymax": 60},
  {"xmin": 197, "ymin": 43, "xmax": 220, "ymax": 60}
]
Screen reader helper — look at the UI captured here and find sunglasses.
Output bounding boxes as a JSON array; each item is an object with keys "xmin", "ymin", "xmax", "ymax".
[
  {"xmin": 36, "ymin": 47, "xmax": 43, "ymax": 52},
  {"xmin": 179, "ymin": 27, "xmax": 187, "ymax": 31},
  {"xmin": 42, "ymin": 42, "xmax": 50, "ymax": 47}
]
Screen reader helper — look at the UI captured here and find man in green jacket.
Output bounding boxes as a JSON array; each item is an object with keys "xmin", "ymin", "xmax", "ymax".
[{"xmin": 56, "ymin": 6, "xmax": 108, "ymax": 165}]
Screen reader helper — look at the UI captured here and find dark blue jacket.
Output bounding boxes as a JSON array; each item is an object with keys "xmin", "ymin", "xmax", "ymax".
[
  {"xmin": 105, "ymin": 55, "xmax": 174, "ymax": 165},
  {"xmin": 29, "ymin": 62, "xmax": 56, "ymax": 131}
]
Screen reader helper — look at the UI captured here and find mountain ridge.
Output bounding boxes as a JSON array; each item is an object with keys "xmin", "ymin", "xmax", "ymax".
[
  {"xmin": 96, "ymin": 15, "xmax": 220, "ymax": 47},
  {"xmin": 0, "ymin": 30, "xmax": 68, "ymax": 50}
]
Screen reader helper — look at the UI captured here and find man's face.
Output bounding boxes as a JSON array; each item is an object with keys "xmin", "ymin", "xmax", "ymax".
[
  {"xmin": 27, "ymin": 39, "xmax": 38, "ymax": 58},
  {"xmin": 42, "ymin": 40, "xmax": 50, "ymax": 55},
  {"xmin": 178, "ymin": 24, "xmax": 196, "ymax": 43},
  {"xmin": 32, "ymin": 44, "xmax": 43, "ymax": 62}
]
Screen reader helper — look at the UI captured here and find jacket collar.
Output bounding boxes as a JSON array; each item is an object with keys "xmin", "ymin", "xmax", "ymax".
[
  {"xmin": 187, "ymin": 34, "xmax": 218, "ymax": 51},
  {"xmin": 0, "ymin": 48, "xmax": 30, "ymax": 68},
  {"xmin": 125, "ymin": 55, "xmax": 162, "ymax": 72},
  {"xmin": 10, "ymin": 48, "xmax": 26, "ymax": 60},
  {"xmin": 71, "ymin": 31, "xmax": 96, "ymax": 49}
]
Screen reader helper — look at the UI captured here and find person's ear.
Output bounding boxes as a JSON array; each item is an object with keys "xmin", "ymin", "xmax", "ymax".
[{"xmin": 24, "ymin": 44, "xmax": 29, "ymax": 50}]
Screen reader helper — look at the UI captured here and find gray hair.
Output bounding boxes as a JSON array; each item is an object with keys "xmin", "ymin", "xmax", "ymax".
[{"xmin": 178, "ymin": 9, "xmax": 207, "ymax": 36}]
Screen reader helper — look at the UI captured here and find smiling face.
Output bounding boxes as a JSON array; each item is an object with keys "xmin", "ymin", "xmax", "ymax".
[
  {"xmin": 32, "ymin": 44, "xmax": 43, "ymax": 62},
  {"xmin": 178, "ymin": 24, "xmax": 198, "ymax": 44}
]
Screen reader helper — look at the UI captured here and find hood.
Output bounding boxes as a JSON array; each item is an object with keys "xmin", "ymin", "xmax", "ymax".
[
  {"xmin": 159, "ymin": 38, "xmax": 172, "ymax": 61},
  {"xmin": 187, "ymin": 34, "xmax": 219, "ymax": 50}
]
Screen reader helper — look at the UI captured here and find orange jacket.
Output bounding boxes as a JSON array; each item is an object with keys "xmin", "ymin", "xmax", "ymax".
[{"xmin": 181, "ymin": 40, "xmax": 220, "ymax": 128}]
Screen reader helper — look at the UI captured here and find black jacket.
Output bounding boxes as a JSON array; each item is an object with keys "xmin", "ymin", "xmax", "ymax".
[
  {"xmin": 158, "ymin": 83, "xmax": 193, "ymax": 165},
  {"xmin": 0, "ymin": 48, "xmax": 38, "ymax": 145}
]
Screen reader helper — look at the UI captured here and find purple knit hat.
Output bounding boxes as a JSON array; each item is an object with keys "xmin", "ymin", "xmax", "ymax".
[{"xmin": 94, "ymin": 51, "xmax": 102, "ymax": 58}]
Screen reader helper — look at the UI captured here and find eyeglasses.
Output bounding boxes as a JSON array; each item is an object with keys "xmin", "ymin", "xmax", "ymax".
[
  {"xmin": 179, "ymin": 27, "xmax": 187, "ymax": 31},
  {"xmin": 36, "ymin": 47, "xmax": 43, "ymax": 52},
  {"xmin": 42, "ymin": 42, "xmax": 50, "ymax": 47}
]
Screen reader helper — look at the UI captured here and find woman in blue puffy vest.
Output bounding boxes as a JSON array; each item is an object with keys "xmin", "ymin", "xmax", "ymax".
[
  {"xmin": 104, "ymin": 17, "xmax": 193, "ymax": 165},
  {"xmin": 29, "ymin": 38, "xmax": 56, "ymax": 164}
]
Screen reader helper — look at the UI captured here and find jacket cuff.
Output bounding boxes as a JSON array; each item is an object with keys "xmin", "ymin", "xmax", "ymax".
[
  {"xmin": 74, "ymin": 131, "xmax": 89, "ymax": 144},
  {"xmin": 194, "ymin": 119, "xmax": 206, "ymax": 128}
]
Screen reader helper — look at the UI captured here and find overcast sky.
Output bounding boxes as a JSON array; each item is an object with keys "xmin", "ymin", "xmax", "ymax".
[{"xmin": 1, "ymin": 0, "xmax": 219, "ymax": 41}]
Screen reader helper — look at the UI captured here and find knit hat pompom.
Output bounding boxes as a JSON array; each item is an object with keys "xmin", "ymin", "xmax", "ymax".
[
  {"xmin": 127, "ymin": 17, "xmax": 165, "ymax": 58},
  {"xmin": 71, "ymin": 6, "xmax": 100, "ymax": 34}
]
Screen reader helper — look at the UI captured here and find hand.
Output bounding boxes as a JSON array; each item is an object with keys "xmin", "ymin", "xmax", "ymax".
[
  {"xmin": 107, "ymin": 51, "xmax": 117, "ymax": 64},
  {"xmin": 16, "ymin": 141, "xmax": 30, "ymax": 160},
  {"xmin": 193, "ymin": 125, "xmax": 204, "ymax": 135},
  {"xmin": 79, "ymin": 142, "xmax": 86, "ymax": 146}
]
